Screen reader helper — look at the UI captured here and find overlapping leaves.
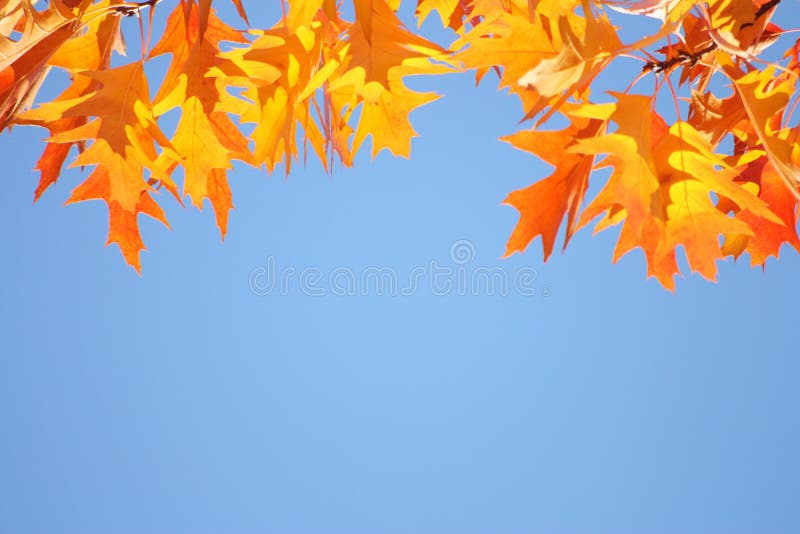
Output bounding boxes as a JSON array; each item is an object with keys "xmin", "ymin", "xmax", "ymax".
[
  {"xmin": 449, "ymin": 0, "xmax": 800, "ymax": 288},
  {"xmin": 5, "ymin": 0, "xmax": 448, "ymax": 270},
  {"xmin": 2, "ymin": 0, "xmax": 799, "ymax": 288}
]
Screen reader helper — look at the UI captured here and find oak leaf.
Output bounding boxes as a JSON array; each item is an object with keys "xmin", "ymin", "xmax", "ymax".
[
  {"xmin": 503, "ymin": 116, "xmax": 605, "ymax": 260},
  {"xmin": 20, "ymin": 62, "xmax": 177, "ymax": 271},
  {"xmin": 0, "ymin": 0, "xmax": 91, "ymax": 129},
  {"xmin": 150, "ymin": 2, "xmax": 250, "ymax": 237},
  {"xmin": 572, "ymin": 94, "xmax": 780, "ymax": 288},
  {"xmin": 12, "ymin": 0, "xmax": 122, "ymax": 200}
]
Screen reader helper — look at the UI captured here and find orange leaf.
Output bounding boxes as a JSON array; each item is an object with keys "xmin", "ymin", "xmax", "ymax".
[
  {"xmin": 720, "ymin": 155, "xmax": 800, "ymax": 265},
  {"xmin": 416, "ymin": 0, "xmax": 468, "ymax": 31},
  {"xmin": 572, "ymin": 93, "xmax": 779, "ymax": 288},
  {"xmin": 502, "ymin": 116, "xmax": 605, "ymax": 259},
  {"xmin": 20, "ymin": 62, "xmax": 177, "ymax": 271},
  {"xmin": 12, "ymin": 2, "xmax": 122, "ymax": 200},
  {"xmin": 720, "ymin": 57, "xmax": 800, "ymax": 200},
  {"xmin": 0, "ymin": 0, "xmax": 89, "ymax": 129},
  {"xmin": 150, "ymin": 2, "xmax": 249, "ymax": 238}
]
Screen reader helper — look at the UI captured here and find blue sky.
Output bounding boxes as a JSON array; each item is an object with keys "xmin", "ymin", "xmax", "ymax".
[{"xmin": 1, "ymin": 2, "xmax": 799, "ymax": 533}]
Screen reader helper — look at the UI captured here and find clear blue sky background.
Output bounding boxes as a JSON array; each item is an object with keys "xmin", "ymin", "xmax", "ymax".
[{"xmin": 1, "ymin": 2, "xmax": 799, "ymax": 533}]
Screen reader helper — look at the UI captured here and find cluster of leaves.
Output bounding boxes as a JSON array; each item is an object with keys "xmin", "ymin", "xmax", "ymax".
[{"xmin": 1, "ymin": 0, "xmax": 799, "ymax": 288}]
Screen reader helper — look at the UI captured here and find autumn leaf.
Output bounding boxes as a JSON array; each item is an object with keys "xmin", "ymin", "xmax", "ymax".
[
  {"xmin": 704, "ymin": 0, "xmax": 781, "ymax": 58},
  {"xmin": 150, "ymin": 2, "xmax": 250, "ymax": 238},
  {"xmin": 719, "ymin": 154, "xmax": 800, "ymax": 265},
  {"xmin": 12, "ymin": 0, "xmax": 122, "ymax": 200},
  {"xmin": 517, "ymin": 8, "xmax": 621, "ymax": 121},
  {"xmin": 343, "ymin": 75, "xmax": 441, "ymax": 158},
  {"xmin": 720, "ymin": 57, "xmax": 800, "ymax": 198},
  {"xmin": 337, "ymin": 0, "xmax": 450, "ymax": 158},
  {"xmin": 224, "ymin": 25, "xmax": 335, "ymax": 171},
  {"xmin": 0, "ymin": 0, "xmax": 89, "ymax": 129},
  {"xmin": 571, "ymin": 94, "xmax": 780, "ymax": 288},
  {"xmin": 502, "ymin": 116, "xmax": 605, "ymax": 260},
  {"xmin": 20, "ymin": 62, "xmax": 177, "ymax": 271},
  {"xmin": 454, "ymin": 1, "xmax": 561, "ymax": 93}
]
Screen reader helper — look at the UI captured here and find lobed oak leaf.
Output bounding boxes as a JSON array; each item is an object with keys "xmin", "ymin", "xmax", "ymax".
[
  {"xmin": 12, "ymin": 1, "xmax": 122, "ymax": 200},
  {"xmin": 517, "ymin": 11, "xmax": 620, "ymax": 95},
  {"xmin": 571, "ymin": 93, "xmax": 662, "ymax": 240},
  {"xmin": 502, "ymin": 116, "xmax": 605, "ymax": 260},
  {"xmin": 570, "ymin": 94, "xmax": 778, "ymax": 288},
  {"xmin": 219, "ymin": 20, "xmax": 334, "ymax": 173},
  {"xmin": 322, "ymin": 0, "xmax": 450, "ymax": 160},
  {"xmin": 150, "ymin": 2, "xmax": 249, "ymax": 238},
  {"xmin": 453, "ymin": 3, "xmax": 561, "ymax": 93},
  {"xmin": 651, "ymin": 122, "xmax": 777, "ymax": 281},
  {"xmin": 517, "ymin": 9, "xmax": 621, "ymax": 122},
  {"xmin": 352, "ymin": 78, "xmax": 440, "ymax": 158},
  {"xmin": 0, "ymin": 0, "xmax": 90, "ymax": 129},
  {"xmin": 19, "ymin": 62, "xmax": 177, "ymax": 271}
]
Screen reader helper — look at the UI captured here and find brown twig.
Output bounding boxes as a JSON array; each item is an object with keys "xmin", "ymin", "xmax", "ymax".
[
  {"xmin": 112, "ymin": 0, "xmax": 162, "ymax": 17},
  {"xmin": 642, "ymin": 43, "xmax": 717, "ymax": 74}
]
